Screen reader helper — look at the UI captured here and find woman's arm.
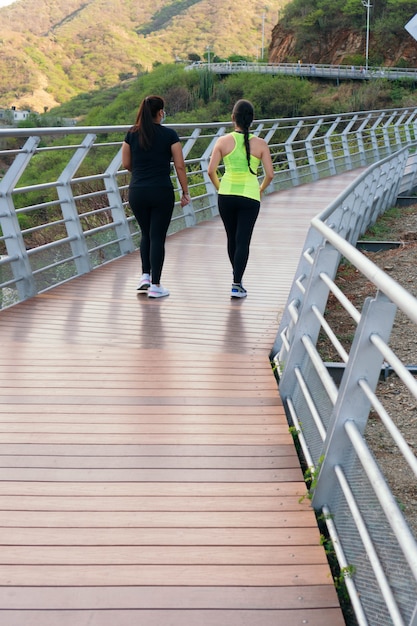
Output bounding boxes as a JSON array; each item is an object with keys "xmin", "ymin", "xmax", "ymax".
[
  {"xmin": 259, "ymin": 141, "xmax": 274, "ymax": 195},
  {"xmin": 207, "ymin": 141, "xmax": 222, "ymax": 191},
  {"xmin": 171, "ymin": 142, "xmax": 190, "ymax": 207},
  {"xmin": 121, "ymin": 141, "xmax": 132, "ymax": 171}
]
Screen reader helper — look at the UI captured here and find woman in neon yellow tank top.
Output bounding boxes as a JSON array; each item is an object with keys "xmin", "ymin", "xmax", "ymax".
[{"xmin": 208, "ymin": 99, "xmax": 274, "ymax": 298}]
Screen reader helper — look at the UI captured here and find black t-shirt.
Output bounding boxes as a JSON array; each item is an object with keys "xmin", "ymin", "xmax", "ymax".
[{"xmin": 124, "ymin": 124, "xmax": 180, "ymax": 188}]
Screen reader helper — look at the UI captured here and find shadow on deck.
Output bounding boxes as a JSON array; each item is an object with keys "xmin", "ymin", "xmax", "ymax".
[{"xmin": 0, "ymin": 172, "xmax": 363, "ymax": 625}]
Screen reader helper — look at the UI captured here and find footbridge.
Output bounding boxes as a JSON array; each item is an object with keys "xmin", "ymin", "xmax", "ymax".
[
  {"xmin": 185, "ymin": 61, "xmax": 417, "ymax": 82},
  {"xmin": 1, "ymin": 107, "xmax": 417, "ymax": 625}
]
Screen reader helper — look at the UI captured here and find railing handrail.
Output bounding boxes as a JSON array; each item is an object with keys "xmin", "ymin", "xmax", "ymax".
[{"xmin": 2, "ymin": 104, "xmax": 417, "ymax": 138}]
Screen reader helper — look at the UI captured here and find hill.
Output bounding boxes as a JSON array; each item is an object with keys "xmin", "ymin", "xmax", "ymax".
[
  {"xmin": 0, "ymin": 0, "xmax": 288, "ymax": 112},
  {"xmin": 269, "ymin": 0, "xmax": 417, "ymax": 67}
]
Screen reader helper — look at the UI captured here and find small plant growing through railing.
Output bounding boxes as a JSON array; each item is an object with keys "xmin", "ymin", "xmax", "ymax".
[
  {"xmin": 334, "ymin": 565, "xmax": 357, "ymax": 602},
  {"xmin": 318, "ymin": 518, "xmax": 357, "ymax": 617},
  {"xmin": 304, "ymin": 455, "xmax": 324, "ymax": 497}
]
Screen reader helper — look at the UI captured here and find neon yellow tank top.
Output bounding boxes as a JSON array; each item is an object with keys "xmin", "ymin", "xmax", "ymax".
[{"xmin": 218, "ymin": 132, "xmax": 261, "ymax": 201}]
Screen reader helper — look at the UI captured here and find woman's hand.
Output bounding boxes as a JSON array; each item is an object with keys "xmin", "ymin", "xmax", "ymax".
[{"xmin": 180, "ymin": 192, "xmax": 191, "ymax": 207}]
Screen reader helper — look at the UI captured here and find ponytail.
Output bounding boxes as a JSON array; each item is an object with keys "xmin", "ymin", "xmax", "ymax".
[
  {"xmin": 232, "ymin": 99, "xmax": 257, "ymax": 175},
  {"xmin": 132, "ymin": 95, "xmax": 164, "ymax": 150}
]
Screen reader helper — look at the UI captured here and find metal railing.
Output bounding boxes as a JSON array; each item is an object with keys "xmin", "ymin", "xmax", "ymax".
[
  {"xmin": 270, "ymin": 146, "xmax": 417, "ymax": 626},
  {"xmin": 185, "ymin": 61, "xmax": 417, "ymax": 82},
  {"xmin": 1, "ymin": 106, "xmax": 417, "ymax": 308}
]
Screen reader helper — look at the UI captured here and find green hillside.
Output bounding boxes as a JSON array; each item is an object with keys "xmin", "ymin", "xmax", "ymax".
[
  {"xmin": 0, "ymin": 0, "xmax": 288, "ymax": 112},
  {"xmin": 41, "ymin": 62, "xmax": 417, "ymax": 129}
]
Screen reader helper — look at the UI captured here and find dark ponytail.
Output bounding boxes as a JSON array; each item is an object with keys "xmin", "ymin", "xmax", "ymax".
[
  {"xmin": 132, "ymin": 95, "xmax": 164, "ymax": 150},
  {"xmin": 232, "ymin": 99, "xmax": 256, "ymax": 175}
]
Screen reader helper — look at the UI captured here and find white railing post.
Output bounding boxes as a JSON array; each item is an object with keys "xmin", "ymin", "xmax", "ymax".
[
  {"xmin": 323, "ymin": 116, "xmax": 341, "ymax": 175},
  {"xmin": 201, "ymin": 128, "xmax": 226, "ymax": 218},
  {"xmin": 277, "ymin": 240, "xmax": 342, "ymax": 407},
  {"xmin": 340, "ymin": 114, "xmax": 358, "ymax": 170},
  {"xmin": 174, "ymin": 127, "xmax": 204, "ymax": 227},
  {"xmin": 56, "ymin": 133, "xmax": 97, "ymax": 276},
  {"xmin": 104, "ymin": 149, "xmax": 136, "ymax": 255},
  {"xmin": 369, "ymin": 112, "xmax": 386, "ymax": 162},
  {"xmin": 402, "ymin": 109, "xmax": 417, "ymax": 144},
  {"xmin": 269, "ymin": 225, "xmax": 324, "ymax": 362},
  {"xmin": 285, "ymin": 120, "xmax": 304, "ymax": 186},
  {"xmin": 410, "ymin": 602, "xmax": 417, "ymax": 626},
  {"xmin": 381, "ymin": 111, "xmax": 398, "ymax": 155},
  {"xmin": 305, "ymin": 117, "xmax": 324, "ymax": 180},
  {"xmin": 312, "ymin": 292, "xmax": 397, "ymax": 508},
  {"xmin": 0, "ymin": 136, "xmax": 40, "ymax": 301},
  {"xmin": 356, "ymin": 112, "xmax": 373, "ymax": 165}
]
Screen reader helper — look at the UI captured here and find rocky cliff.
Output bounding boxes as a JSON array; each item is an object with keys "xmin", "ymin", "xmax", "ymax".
[{"xmin": 269, "ymin": 22, "xmax": 417, "ymax": 67}]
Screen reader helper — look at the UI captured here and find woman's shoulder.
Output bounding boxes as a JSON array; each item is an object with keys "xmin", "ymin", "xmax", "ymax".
[
  {"xmin": 160, "ymin": 125, "xmax": 180, "ymax": 142},
  {"xmin": 250, "ymin": 133, "xmax": 265, "ymax": 143},
  {"xmin": 217, "ymin": 132, "xmax": 236, "ymax": 146}
]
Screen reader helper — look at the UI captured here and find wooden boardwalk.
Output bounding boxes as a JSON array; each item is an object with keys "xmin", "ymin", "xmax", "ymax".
[{"xmin": 0, "ymin": 173, "xmax": 362, "ymax": 625}]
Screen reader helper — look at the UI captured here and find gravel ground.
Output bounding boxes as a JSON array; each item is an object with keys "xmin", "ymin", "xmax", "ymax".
[{"xmin": 318, "ymin": 202, "xmax": 417, "ymax": 538}]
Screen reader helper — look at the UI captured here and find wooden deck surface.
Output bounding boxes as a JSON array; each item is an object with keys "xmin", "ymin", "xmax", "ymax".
[{"xmin": 0, "ymin": 173, "xmax": 362, "ymax": 625}]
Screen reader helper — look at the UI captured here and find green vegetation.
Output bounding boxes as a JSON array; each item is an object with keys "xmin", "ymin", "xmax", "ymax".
[
  {"xmin": 360, "ymin": 205, "xmax": 404, "ymax": 240},
  {"xmin": 38, "ymin": 63, "xmax": 417, "ymax": 128}
]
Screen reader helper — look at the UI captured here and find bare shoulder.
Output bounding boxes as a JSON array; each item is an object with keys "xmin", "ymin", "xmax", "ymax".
[
  {"xmin": 215, "ymin": 133, "xmax": 235, "ymax": 155},
  {"xmin": 250, "ymin": 135, "xmax": 270, "ymax": 158},
  {"xmin": 250, "ymin": 135, "xmax": 267, "ymax": 147}
]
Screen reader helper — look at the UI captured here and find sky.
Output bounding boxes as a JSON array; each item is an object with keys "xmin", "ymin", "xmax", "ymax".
[{"xmin": 0, "ymin": 0, "xmax": 17, "ymax": 5}]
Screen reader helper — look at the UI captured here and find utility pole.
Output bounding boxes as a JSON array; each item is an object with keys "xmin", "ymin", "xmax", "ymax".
[{"xmin": 361, "ymin": 0, "xmax": 372, "ymax": 72}]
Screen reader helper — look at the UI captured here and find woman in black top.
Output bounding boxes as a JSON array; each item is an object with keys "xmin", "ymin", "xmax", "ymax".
[{"xmin": 122, "ymin": 95, "xmax": 190, "ymax": 298}]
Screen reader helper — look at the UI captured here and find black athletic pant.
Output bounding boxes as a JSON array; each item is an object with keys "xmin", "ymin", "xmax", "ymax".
[
  {"xmin": 129, "ymin": 186, "xmax": 174, "ymax": 285},
  {"xmin": 218, "ymin": 194, "xmax": 260, "ymax": 284}
]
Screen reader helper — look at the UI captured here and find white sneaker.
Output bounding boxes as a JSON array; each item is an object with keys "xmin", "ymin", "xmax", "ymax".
[
  {"xmin": 231, "ymin": 283, "xmax": 247, "ymax": 298},
  {"xmin": 148, "ymin": 284, "xmax": 170, "ymax": 298},
  {"xmin": 137, "ymin": 273, "xmax": 151, "ymax": 291}
]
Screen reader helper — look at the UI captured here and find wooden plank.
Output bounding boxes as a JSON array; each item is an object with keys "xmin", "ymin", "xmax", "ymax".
[
  {"xmin": 0, "ymin": 510, "xmax": 315, "ymax": 527},
  {"xmin": 0, "ymin": 453, "xmax": 300, "ymax": 466},
  {"xmin": 0, "ymin": 609, "xmax": 346, "ymax": 626},
  {"xmin": 0, "ymin": 434, "xmax": 294, "ymax": 445},
  {"xmin": 0, "ymin": 564, "xmax": 335, "ymax": 586},
  {"xmin": 1, "ymin": 527, "xmax": 322, "ymax": 546},
  {"xmin": 0, "ymin": 405, "xmax": 285, "ymax": 415},
  {"xmin": 0, "ymin": 481, "xmax": 306, "ymax": 496},
  {"xmin": 0, "ymin": 423, "xmax": 288, "ymax": 434},
  {"xmin": 0, "ymin": 546, "xmax": 329, "ymax": 565},
  {"xmin": 0, "ymin": 495, "xmax": 310, "ymax": 511},
  {"xmin": 0, "ymin": 467, "xmax": 304, "ymax": 481},
  {"xmin": 0, "ymin": 443, "xmax": 291, "ymax": 455},
  {"xmin": 0, "ymin": 585, "xmax": 342, "ymax": 609}
]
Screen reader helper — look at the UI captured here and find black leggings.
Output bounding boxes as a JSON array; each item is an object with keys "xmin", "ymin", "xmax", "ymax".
[
  {"xmin": 218, "ymin": 194, "xmax": 260, "ymax": 284},
  {"xmin": 129, "ymin": 186, "xmax": 174, "ymax": 285}
]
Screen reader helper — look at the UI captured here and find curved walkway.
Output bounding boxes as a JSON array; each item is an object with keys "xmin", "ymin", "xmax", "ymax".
[{"xmin": 0, "ymin": 172, "xmax": 362, "ymax": 625}]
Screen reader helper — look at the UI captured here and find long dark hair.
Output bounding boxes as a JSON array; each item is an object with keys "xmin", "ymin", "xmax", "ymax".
[
  {"xmin": 132, "ymin": 95, "xmax": 164, "ymax": 150},
  {"xmin": 232, "ymin": 99, "xmax": 256, "ymax": 175}
]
